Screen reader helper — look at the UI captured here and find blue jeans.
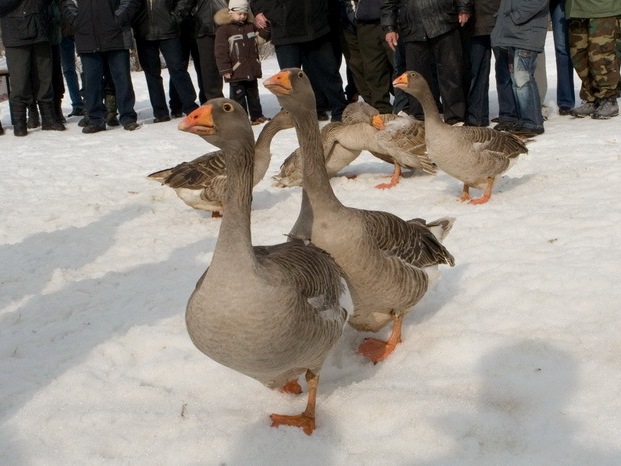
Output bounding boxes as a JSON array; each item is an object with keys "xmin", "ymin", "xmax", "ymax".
[
  {"xmin": 508, "ymin": 48, "xmax": 544, "ymax": 131},
  {"xmin": 136, "ymin": 37, "xmax": 198, "ymax": 118},
  {"xmin": 550, "ymin": 0, "xmax": 575, "ymax": 108},
  {"xmin": 493, "ymin": 47, "xmax": 519, "ymax": 124},
  {"xmin": 60, "ymin": 35, "xmax": 83, "ymax": 111},
  {"xmin": 81, "ymin": 49, "xmax": 137, "ymax": 126},
  {"xmin": 465, "ymin": 35, "xmax": 492, "ymax": 126}
]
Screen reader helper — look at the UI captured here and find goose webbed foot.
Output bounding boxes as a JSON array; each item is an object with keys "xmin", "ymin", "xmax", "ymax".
[
  {"xmin": 357, "ymin": 314, "xmax": 403, "ymax": 363},
  {"xmin": 374, "ymin": 164, "xmax": 402, "ymax": 189},
  {"xmin": 279, "ymin": 378, "xmax": 303, "ymax": 395},
  {"xmin": 468, "ymin": 177, "xmax": 494, "ymax": 205},
  {"xmin": 271, "ymin": 370, "xmax": 318, "ymax": 435}
]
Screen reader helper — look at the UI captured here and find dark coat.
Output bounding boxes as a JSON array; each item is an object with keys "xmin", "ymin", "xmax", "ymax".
[
  {"xmin": 463, "ymin": 0, "xmax": 501, "ymax": 37},
  {"xmin": 214, "ymin": 8, "xmax": 264, "ymax": 82},
  {"xmin": 381, "ymin": 0, "xmax": 472, "ymax": 41},
  {"xmin": 490, "ymin": 0, "xmax": 549, "ymax": 52},
  {"xmin": 191, "ymin": 0, "xmax": 227, "ymax": 38},
  {"xmin": 249, "ymin": 0, "xmax": 330, "ymax": 46},
  {"xmin": 132, "ymin": 0, "xmax": 193, "ymax": 41},
  {"xmin": 61, "ymin": 0, "xmax": 140, "ymax": 53},
  {"xmin": 0, "ymin": 0, "xmax": 53, "ymax": 47}
]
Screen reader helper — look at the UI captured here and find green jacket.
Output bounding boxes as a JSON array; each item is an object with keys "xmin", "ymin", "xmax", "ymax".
[{"xmin": 565, "ymin": 0, "xmax": 621, "ymax": 18}]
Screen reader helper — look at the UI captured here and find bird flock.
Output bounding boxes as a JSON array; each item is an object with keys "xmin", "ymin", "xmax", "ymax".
[{"xmin": 150, "ymin": 69, "xmax": 530, "ymax": 436}]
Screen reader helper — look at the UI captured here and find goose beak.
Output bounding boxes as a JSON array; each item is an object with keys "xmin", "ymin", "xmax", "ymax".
[
  {"xmin": 178, "ymin": 105, "xmax": 215, "ymax": 136},
  {"xmin": 371, "ymin": 114, "xmax": 385, "ymax": 130},
  {"xmin": 393, "ymin": 73, "xmax": 408, "ymax": 89},
  {"xmin": 264, "ymin": 71, "xmax": 293, "ymax": 95}
]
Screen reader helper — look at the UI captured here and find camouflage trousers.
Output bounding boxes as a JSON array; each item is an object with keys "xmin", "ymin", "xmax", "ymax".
[{"xmin": 568, "ymin": 16, "xmax": 620, "ymax": 101}]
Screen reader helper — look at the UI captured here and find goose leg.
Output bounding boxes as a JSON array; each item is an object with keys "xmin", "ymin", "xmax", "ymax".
[
  {"xmin": 459, "ymin": 184, "xmax": 471, "ymax": 202},
  {"xmin": 270, "ymin": 370, "xmax": 318, "ymax": 435},
  {"xmin": 374, "ymin": 164, "xmax": 402, "ymax": 189},
  {"xmin": 279, "ymin": 378, "xmax": 303, "ymax": 395},
  {"xmin": 469, "ymin": 177, "xmax": 494, "ymax": 205},
  {"xmin": 357, "ymin": 314, "xmax": 404, "ymax": 363}
]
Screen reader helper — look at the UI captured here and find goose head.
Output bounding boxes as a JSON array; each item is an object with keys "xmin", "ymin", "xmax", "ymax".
[
  {"xmin": 264, "ymin": 68, "xmax": 317, "ymax": 115},
  {"xmin": 178, "ymin": 99, "xmax": 251, "ymax": 148},
  {"xmin": 393, "ymin": 71, "xmax": 430, "ymax": 99}
]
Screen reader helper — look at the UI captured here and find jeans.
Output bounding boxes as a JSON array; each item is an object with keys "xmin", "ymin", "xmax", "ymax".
[
  {"xmin": 136, "ymin": 37, "xmax": 198, "ymax": 118},
  {"xmin": 550, "ymin": 0, "xmax": 575, "ymax": 108},
  {"xmin": 81, "ymin": 49, "xmax": 137, "ymax": 126},
  {"xmin": 275, "ymin": 33, "xmax": 347, "ymax": 121},
  {"xmin": 465, "ymin": 35, "xmax": 492, "ymax": 126},
  {"xmin": 60, "ymin": 35, "xmax": 83, "ymax": 110},
  {"xmin": 493, "ymin": 47, "xmax": 519, "ymax": 124},
  {"xmin": 508, "ymin": 48, "xmax": 544, "ymax": 130}
]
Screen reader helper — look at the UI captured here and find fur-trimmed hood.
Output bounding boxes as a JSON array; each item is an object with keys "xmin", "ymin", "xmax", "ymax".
[{"xmin": 214, "ymin": 7, "xmax": 255, "ymax": 26}]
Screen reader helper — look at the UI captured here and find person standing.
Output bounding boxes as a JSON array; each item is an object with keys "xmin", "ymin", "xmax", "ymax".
[
  {"xmin": 61, "ymin": 0, "xmax": 141, "ymax": 133},
  {"xmin": 491, "ymin": 0, "xmax": 549, "ymax": 136},
  {"xmin": 550, "ymin": 0, "xmax": 575, "ymax": 115},
  {"xmin": 214, "ymin": 0, "xmax": 269, "ymax": 124},
  {"xmin": 59, "ymin": 7, "xmax": 84, "ymax": 117},
  {"xmin": 0, "ymin": 0, "xmax": 66, "ymax": 136},
  {"xmin": 132, "ymin": 0, "xmax": 198, "ymax": 123},
  {"xmin": 381, "ymin": 0, "xmax": 472, "ymax": 125},
  {"xmin": 251, "ymin": 0, "xmax": 348, "ymax": 121},
  {"xmin": 566, "ymin": 0, "xmax": 620, "ymax": 119}
]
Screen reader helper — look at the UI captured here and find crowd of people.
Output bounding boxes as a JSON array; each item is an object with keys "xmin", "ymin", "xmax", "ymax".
[{"xmin": 0, "ymin": 0, "xmax": 620, "ymax": 138}]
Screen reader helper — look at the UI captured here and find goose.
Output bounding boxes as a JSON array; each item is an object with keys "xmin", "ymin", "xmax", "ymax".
[
  {"xmin": 179, "ymin": 99, "xmax": 352, "ymax": 436},
  {"xmin": 264, "ymin": 69, "xmax": 455, "ymax": 363},
  {"xmin": 148, "ymin": 109, "xmax": 293, "ymax": 216},
  {"xmin": 272, "ymin": 102, "xmax": 435, "ymax": 189},
  {"xmin": 393, "ymin": 71, "xmax": 528, "ymax": 204}
]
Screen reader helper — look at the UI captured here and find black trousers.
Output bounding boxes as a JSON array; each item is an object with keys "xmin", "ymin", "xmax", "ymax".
[
  {"xmin": 229, "ymin": 80, "xmax": 263, "ymax": 120},
  {"xmin": 5, "ymin": 43, "xmax": 54, "ymax": 105},
  {"xmin": 196, "ymin": 35, "xmax": 224, "ymax": 101}
]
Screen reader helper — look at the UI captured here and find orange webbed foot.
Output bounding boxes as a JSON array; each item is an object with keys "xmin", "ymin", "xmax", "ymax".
[
  {"xmin": 357, "ymin": 337, "xmax": 398, "ymax": 364},
  {"xmin": 469, "ymin": 195, "xmax": 490, "ymax": 205},
  {"xmin": 279, "ymin": 379, "xmax": 303, "ymax": 395},
  {"xmin": 270, "ymin": 412, "xmax": 315, "ymax": 436}
]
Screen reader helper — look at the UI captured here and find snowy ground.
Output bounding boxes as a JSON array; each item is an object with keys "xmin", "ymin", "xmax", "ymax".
[{"xmin": 1, "ymin": 34, "xmax": 620, "ymax": 465}]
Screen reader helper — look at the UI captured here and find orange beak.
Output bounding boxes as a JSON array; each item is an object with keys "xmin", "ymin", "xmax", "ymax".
[
  {"xmin": 264, "ymin": 70, "xmax": 293, "ymax": 96},
  {"xmin": 371, "ymin": 114, "xmax": 385, "ymax": 130},
  {"xmin": 393, "ymin": 73, "xmax": 408, "ymax": 89},
  {"xmin": 178, "ymin": 105, "xmax": 215, "ymax": 136}
]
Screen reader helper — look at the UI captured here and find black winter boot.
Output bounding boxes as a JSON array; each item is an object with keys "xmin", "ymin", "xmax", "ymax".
[
  {"xmin": 105, "ymin": 93, "xmax": 120, "ymax": 126},
  {"xmin": 10, "ymin": 101, "xmax": 28, "ymax": 136},
  {"xmin": 27, "ymin": 102, "xmax": 40, "ymax": 129},
  {"xmin": 39, "ymin": 101, "xmax": 66, "ymax": 131},
  {"xmin": 55, "ymin": 99, "xmax": 67, "ymax": 123}
]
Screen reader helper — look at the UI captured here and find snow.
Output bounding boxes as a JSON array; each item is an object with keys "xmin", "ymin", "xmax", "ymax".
[{"xmin": 1, "ymin": 33, "xmax": 621, "ymax": 465}]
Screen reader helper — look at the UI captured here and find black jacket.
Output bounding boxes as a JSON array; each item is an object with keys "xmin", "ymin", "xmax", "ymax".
[
  {"xmin": 132, "ymin": 0, "xmax": 193, "ymax": 41},
  {"xmin": 61, "ymin": 0, "xmax": 140, "ymax": 53},
  {"xmin": 249, "ymin": 0, "xmax": 330, "ymax": 46},
  {"xmin": 381, "ymin": 0, "xmax": 471, "ymax": 41},
  {"xmin": 0, "ymin": 0, "xmax": 53, "ymax": 47},
  {"xmin": 190, "ymin": 0, "xmax": 227, "ymax": 38}
]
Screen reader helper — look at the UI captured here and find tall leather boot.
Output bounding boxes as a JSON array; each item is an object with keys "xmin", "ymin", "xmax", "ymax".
[
  {"xmin": 10, "ymin": 101, "xmax": 28, "ymax": 136},
  {"xmin": 27, "ymin": 102, "xmax": 40, "ymax": 129},
  {"xmin": 39, "ymin": 101, "xmax": 66, "ymax": 131},
  {"xmin": 105, "ymin": 93, "xmax": 120, "ymax": 126},
  {"xmin": 55, "ymin": 99, "xmax": 67, "ymax": 123}
]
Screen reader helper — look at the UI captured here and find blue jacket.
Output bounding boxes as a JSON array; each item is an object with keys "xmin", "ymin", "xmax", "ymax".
[{"xmin": 490, "ymin": 0, "xmax": 549, "ymax": 52}]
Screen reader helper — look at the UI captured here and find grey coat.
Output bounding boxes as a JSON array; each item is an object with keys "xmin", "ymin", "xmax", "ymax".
[{"xmin": 490, "ymin": 0, "xmax": 549, "ymax": 52}]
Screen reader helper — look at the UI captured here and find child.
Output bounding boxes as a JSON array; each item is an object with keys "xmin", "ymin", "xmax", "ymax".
[{"xmin": 214, "ymin": 0, "xmax": 269, "ymax": 125}]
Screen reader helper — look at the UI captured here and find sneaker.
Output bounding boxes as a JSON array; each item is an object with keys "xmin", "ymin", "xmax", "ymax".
[
  {"xmin": 558, "ymin": 106, "xmax": 572, "ymax": 116},
  {"xmin": 251, "ymin": 116, "xmax": 270, "ymax": 125},
  {"xmin": 493, "ymin": 121, "xmax": 520, "ymax": 132},
  {"xmin": 153, "ymin": 115, "xmax": 171, "ymax": 123},
  {"xmin": 591, "ymin": 97, "xmax": 619, "ymax": 120},
  {"xmin": 68, "ymin": 107, "xmax": 85, "ymax": 117},
  {"xmin": 123, "ymin": 121, "xmax": 140, "ymax": 131},
  {"xmin": 82, "ymin": 123, "xmax": 106, "ymax": 134},
  {"xmin": 569, "ymin": 100, "xmax": 598, "ymax": 118}
]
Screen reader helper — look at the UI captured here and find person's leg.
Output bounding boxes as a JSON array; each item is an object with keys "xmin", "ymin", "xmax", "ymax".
[
  {"xmin": 228, "ymin": 81, "xmax": 248, "ymax": 114},
  {"xmin": 160, "ymin": 37, "xmax": 198, "ymax": 115},
  {"xmin": 510, "ymin": 48, "xmax": 544, "ymax": 132},
  {"xmin": 465, "ymin": 35, "xmax": 491, "ymax": 126},
  {"xmin": 492, "ymin": 47, "xmax": 519, "ymax": 125},
  {"xmin": 432, "ymin": 28, "xmax": 466, "ymax": 124},
  {"xmin": 135, "ymin": 38, "xmax": 168, "ymax": 119},
  {"xmin": 404, "ymin": 41, "xmax": 434, "ymax": 120},
  {"xmin": 245, "ymin": 79, "xmax": 264, "ymax": 121},
  {"xmin": 550, "ymin": 0, "xmax": 575, "ymax": 109},
  {"xmin": 80, "ymin": 52, "xmax": 107, "ymax": 127},
  {"xmin": 196, "ymin": 35, "xmax": 224, "ymax": 101},
  {"xmin": 340, "ymin": 29, "xmax": 369, "ymax": 103},
  {"xmin": 4, "ymin": 45, "xmax": 33, "ymax": 135},
  {"xmin": 60, "ymin": 35, "xmax": 84, "ymax": 114},
  {"xmin": 392, "ymin": 40, "xmax": 409, "ymax": 114},
  {"xmin": 105, "ymin": 49, "xmax": 138, "ymax": 126},
  {"xmin": 356, "ymin": 22, "xmax": 393, "ymax": 113}
]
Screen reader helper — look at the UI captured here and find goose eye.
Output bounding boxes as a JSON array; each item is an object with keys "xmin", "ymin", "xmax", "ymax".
[
  {"xmin": 223, "ymin": 103, "xmax": 234, "ymax": 112},
  {"xmin": 297, "ymin": 71, "xmax": 304, "ymax": 78}
]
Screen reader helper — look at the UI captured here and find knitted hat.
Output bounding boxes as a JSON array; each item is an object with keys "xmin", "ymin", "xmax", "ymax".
[{"xmin": 228, "ymin": 0, "xmax": 249, "ymax": 12}]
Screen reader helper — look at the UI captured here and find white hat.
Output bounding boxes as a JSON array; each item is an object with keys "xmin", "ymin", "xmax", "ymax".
[{"xmin": 228, "ymin": 0, "xmax": 249, "ymax": 12}]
